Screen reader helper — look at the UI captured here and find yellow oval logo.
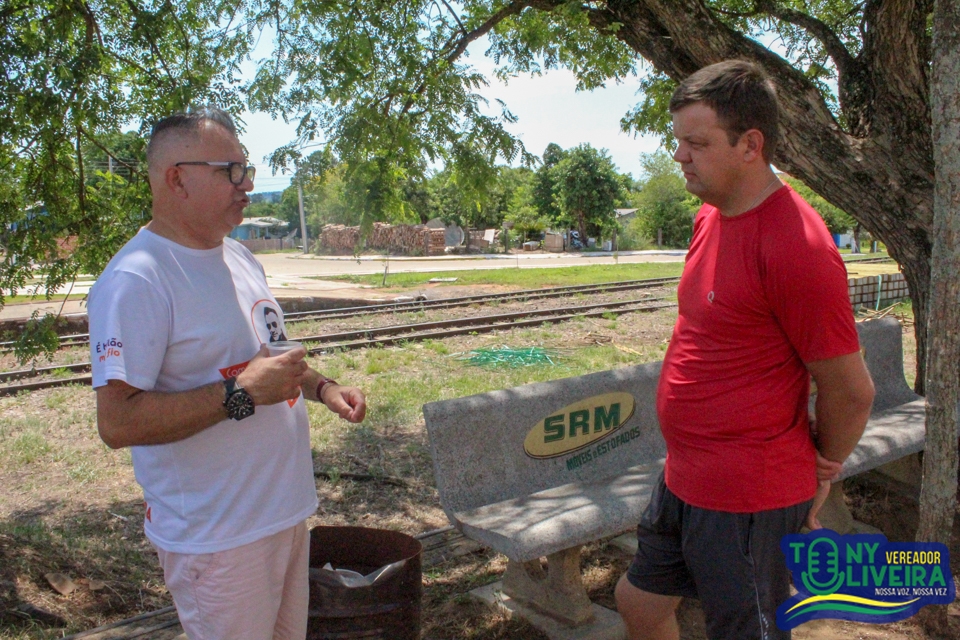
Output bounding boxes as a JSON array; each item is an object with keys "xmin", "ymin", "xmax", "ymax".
[{"xmin": 523, "ymin": 392, "xmax": 636, "ymax": 459}]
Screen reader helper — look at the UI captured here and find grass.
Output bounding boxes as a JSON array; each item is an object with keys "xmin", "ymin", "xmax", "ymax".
[
  {"xmin": 840, "ymin": 244, "xmax": 889, "ymax": 258},
  {"xmin": 318, "ymin": 262, "xmax": 685, "ymax": 289},
  {"xmin": 0, "ymin": 305, "xmax": 937, "ymax": 639},
  {"xmin": 1, "ymin": 294, "xmax": 86, "ymax": 306}
]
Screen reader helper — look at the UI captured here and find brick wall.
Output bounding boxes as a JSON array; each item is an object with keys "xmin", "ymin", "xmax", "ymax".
[{"xmin": 848, "ymin": 273, "xmax": 910, "ymax": 308}]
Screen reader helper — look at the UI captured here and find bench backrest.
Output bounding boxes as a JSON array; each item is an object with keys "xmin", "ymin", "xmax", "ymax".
[
  {"xmin": 424, "ymin": 318, "xmax": 915, "ymax": 515},
  {"xmin": 423, "ymin": 362, "xmax": 665, "ymax": 514},
  {"xmin": 855, "ymin": 317, "xmax": 920, "ymax": 411}
]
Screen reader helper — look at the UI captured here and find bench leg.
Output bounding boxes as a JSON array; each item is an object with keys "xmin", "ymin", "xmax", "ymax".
[
  {"xmin": 814, "ymin": 481, "xmax": 882, "ymax": 535},
  {"xmin": 501, "ymin": 546, "xmax": 595, "ymax": 627}
]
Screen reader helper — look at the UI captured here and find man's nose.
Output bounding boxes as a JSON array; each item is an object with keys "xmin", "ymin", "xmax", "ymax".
[
  {"xmin": 238, "ymin": 171, "xmax": 254, "ymax": 192},
  {"xmin": 673, "ymin": 144, "xmax": 688, "ymax": 163}
]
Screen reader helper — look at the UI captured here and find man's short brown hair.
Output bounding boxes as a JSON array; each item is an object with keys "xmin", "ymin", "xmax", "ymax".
[{"xmin": 669, "ymin": 60, "xmax": 779, "ymax": 162}]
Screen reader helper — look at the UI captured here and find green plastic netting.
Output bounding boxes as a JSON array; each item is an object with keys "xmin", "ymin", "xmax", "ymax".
[{"xmin": 456, "ymin": 346, "xmax": 560, "ymax": 368}]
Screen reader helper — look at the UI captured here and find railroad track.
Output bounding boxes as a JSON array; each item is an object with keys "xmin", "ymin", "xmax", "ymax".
[
  {"xmin": 0, "ymin": 276, "xmax": 681, "ymax": 353},
  {"xmin": 0, "ymin": 297, "xmax": 676, "ymax": 395},
  {"xmin": 284, "ymin": 276, "xmax": 681, "ymax": 323}
]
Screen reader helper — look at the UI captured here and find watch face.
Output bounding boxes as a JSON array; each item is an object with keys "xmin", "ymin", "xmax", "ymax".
[{"xmin": 226, "ymin": 390, "xmax": 255, "ymax": 420}]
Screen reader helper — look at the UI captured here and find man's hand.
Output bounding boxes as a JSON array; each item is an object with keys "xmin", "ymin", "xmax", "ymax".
[
  {"xmin": 806, "ymin": 452, "xmax": 843, "ymax": 530},
  {"xmin": 806, "ymin": 481, "xmax": 831, "ymax": 530},
  {"xmin": 236, "ymin": 345, "xmax": 308, "ymax": 406},
  {"xmin": 815, "ymin": 451, "xmax": 843, "ymax": 482},
  {"xmin": 320, "ymin": 384, "xmax": 367, "ymax": 423}
]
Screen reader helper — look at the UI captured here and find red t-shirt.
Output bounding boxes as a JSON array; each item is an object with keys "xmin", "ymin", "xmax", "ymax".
[{"xmin": 657, "ymin": 184, "xmax": 860, "ymax": 512}]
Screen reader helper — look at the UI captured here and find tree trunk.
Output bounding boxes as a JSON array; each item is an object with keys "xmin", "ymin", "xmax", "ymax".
[
  {"xmin": 852, "ymin": 223, "xmax": 862, "ymax": 253},
  {"xmin": 584, "ymin": 0, "xmax": 935, "ymax": 391},
  {"xmin": 916, "ymin": 0, "xmax": 960, "ymax": 609}
]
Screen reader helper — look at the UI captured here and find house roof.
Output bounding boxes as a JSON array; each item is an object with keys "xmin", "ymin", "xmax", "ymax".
[{"xmin": 238, "ymin": 216, "xmax": 289, "ymax": 229}]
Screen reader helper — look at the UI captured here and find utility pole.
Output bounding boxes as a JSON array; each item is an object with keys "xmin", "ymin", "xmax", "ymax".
[{"xmin": 297, "ymin": 179, "xmax": 309, "ymax": 254}]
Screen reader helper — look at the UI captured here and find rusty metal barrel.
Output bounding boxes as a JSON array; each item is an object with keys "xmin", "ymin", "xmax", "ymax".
[{"xmin": 307, "ymin": 525, "xmax": 422, "ymax": 640}]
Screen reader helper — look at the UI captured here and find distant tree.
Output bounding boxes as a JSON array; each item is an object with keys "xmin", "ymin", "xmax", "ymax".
[
  {"xmin": 488, "ymin": 166, "xmax": 534, "ymax": 223},
  {"xmin": 504, "ymin": 183, "xmax": 548, "ymax": 242},
  {"xmin": 632, "ymin": 151, "xmax": 697, "ymax": 248},
  {"xmin": 303, "ymin": 164, "xmax": 359, "ymax": 230},
  {"xmin": 618, "ymin": 216, "xmax": 654, "ymax": 251},
  {"xmin": 428, "ymin": 156, "xmax": 504, "ymax": 243},
  {"xmin": 403, "ymin": 172, "xmax": 434, "ymax": 223},
  {"xmin": 782, "ymin": 176, "xmax": 856, "ymax": 238},
  {"xmin": 532, "ymin": 143, "xmax": 566, "ymax": 223},
  {"xmin": 552, "ymin": 144, "xmax": 623, "ymax": 242},
  {"xmin": 244, "ymin": 200, "xmax": 282, "ymax": 219}
]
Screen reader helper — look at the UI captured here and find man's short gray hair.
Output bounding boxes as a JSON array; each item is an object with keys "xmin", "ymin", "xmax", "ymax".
[{"xmin": 146, "ymin": 106, "xmax": 238, "ymax": 166}]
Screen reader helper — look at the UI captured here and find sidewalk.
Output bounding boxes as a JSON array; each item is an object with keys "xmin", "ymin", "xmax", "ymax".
[{"xmin": 294, "ymin": 249, "xmax": 688, "ymax": 262}]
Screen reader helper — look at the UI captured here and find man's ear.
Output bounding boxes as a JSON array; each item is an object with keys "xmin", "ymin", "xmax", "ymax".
[
  {"xmin": 165, "ymin": 165, "xmax": 189, "ymax": 199},
  {"xmin": 741, "ymin": 129, "xmax": 766, "ymax": 163}
]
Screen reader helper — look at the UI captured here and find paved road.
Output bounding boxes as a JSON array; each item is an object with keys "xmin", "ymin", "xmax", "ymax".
[
  {"xmin": 0, "ymin": 250, "xmax": 896, "ymax": 322},
  {"xmin": 254, "ymin": 250, "xmax": 687, "ymax": 277}
]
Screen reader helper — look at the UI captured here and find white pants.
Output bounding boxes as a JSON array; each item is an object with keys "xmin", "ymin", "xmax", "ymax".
[{"xmin": 156, "ymin": 521, "xmax": 310, "ymax": 640}]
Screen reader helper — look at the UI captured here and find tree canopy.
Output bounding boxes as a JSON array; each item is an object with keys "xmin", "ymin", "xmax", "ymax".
[
  {"xmin": 1, "ymin": 0, "xmax": 252, "ymax": 358},
  {"xmin": 0, "ymin": 0, "xmax": 941, "ymax": 378}
]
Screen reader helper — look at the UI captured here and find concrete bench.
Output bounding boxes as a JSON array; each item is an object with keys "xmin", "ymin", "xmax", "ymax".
[
  {"xmin": 424, "ymin": 362, "xmax": 665, "ymax": 632},
  {"xmin": 422, "ymin": 317, "xmax": 924, "ymax": 636}
]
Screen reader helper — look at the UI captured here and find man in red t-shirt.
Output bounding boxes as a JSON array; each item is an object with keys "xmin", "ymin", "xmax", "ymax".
[{"xmin": 614, "ymin": 61, "xmax": 875, "ymax": 640}]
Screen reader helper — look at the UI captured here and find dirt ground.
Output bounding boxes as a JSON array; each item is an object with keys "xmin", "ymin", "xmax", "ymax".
[{"xmin": 0, "ymin": 293, "xmax": 957, "ymax": 639}]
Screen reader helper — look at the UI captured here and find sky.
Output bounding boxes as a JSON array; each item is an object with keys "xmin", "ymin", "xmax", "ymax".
[{"xmin": 238, "ymin": 36, "xmax": 665, "ymax": 195}]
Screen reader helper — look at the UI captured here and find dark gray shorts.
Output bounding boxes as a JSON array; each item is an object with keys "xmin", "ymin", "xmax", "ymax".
[{"xmin": 626, "ymin": 472, "xmax": 811, "ymax": 640}]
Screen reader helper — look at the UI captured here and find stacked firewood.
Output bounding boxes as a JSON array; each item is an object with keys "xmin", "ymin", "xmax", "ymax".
[
  {"xmin": 425, "ymin": 229, "xmax": 445, "ymax": 255},
  {"xmin": 318, "ymin": 225, "xmax": 361, "ymax": 252},
  {"xmin": 319, "ymin": 223, "xmax": 446, "ymax": 255}
]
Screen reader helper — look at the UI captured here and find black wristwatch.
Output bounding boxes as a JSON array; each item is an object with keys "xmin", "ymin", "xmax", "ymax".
[{"xmin": 223, "ymin": 376, "xmax": 255, "ymax": 421}]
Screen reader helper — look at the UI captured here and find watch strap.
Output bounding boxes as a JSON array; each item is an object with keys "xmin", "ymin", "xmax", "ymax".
[
  {"xmin": 224, "ymin": 376, "xmax": 240, "ymax": 398},
  {"xmin": 223, "ymin": 376, "xmax": 255, "ymax": 420}
]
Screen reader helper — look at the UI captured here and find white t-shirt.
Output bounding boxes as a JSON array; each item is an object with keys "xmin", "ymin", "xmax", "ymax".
[{"xmin": 88, "ymin": 228, "xmax": 318, "ymax": 554}]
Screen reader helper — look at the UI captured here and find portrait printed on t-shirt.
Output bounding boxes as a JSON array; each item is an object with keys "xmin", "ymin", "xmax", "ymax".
[{"xmin": 263, "ymin": 306, "xmax": 287, "ymax": 343}]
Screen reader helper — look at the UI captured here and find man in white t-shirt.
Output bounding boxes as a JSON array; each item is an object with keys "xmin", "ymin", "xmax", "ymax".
[{"xmin": 88, "ymin": 107, "xmax": 366, "ymax": 640}]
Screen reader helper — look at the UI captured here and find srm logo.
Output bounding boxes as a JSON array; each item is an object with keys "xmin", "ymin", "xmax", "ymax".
[{"xmin": 523, "ymin": 392, "xmax": 636, "ymax": 459}]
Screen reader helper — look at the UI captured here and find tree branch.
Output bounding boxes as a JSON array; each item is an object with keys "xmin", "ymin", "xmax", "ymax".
[
  {"xmin": 78, "ymin": 125, "xmax": 146, "ymax": 178},
  {"xmin": 0, "ymin": 1, "xmax": 30, "ymax": 23},
  {"xmin": 439, "ymin": 0, "xmax": 467, "ymax": 35},
  {"xmin": 123, "ymin": 0, "xmax": 178, "ymax": 87},
  {"xmin": 75, "ymin": 124, "xmax": 87, "ymax": 217},
  {"xmin": 441, "ymin": 0, "xmax": 534, "ymax": 64},
  {"xmin": 759, "ymin": 2, "xmax": 855, "ymax": 77},
  {"xmin": 396, "ymin": 1, "xmax": 535, "ymax": 118}
]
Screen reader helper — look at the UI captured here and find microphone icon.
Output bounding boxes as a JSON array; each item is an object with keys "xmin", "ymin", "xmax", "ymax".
[{"xmin": 802, "ymin": 536, "xmax": 844, "ymax": 595}]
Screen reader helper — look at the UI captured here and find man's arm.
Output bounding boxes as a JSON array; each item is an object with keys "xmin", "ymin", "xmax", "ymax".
[
  {"xmin": 807, "ymin": 351, "xmax": 876, "ymax": 465},
  {"xmin": 97, "ymin": 347, "xmax": 307, "ymax": 449},
  {"xmin": 803, "ymin": 351, "xmax": 874, "ymax": 530},
  {"xmin": 302, "ymin": 368, "xmax": 366, "ymax": 423}
]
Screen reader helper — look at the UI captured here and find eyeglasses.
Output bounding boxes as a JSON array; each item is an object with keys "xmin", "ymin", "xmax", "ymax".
[{"xmin": 175, "ymin": 161, "xmax": 256, "ymax": 185}]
